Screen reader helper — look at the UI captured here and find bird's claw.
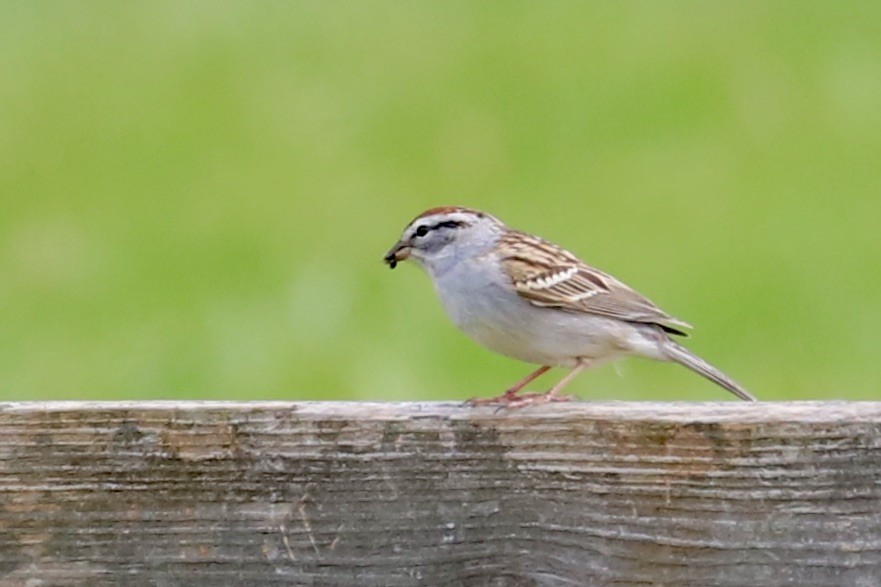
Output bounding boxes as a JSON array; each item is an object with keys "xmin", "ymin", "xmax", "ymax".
[
  {"xmin": 462, "ymin": 391, "xmax": 518, "ymax": 408},
  {"xmin": 463, "ymin": 391, "xmax": 575, "ymax": 410}
]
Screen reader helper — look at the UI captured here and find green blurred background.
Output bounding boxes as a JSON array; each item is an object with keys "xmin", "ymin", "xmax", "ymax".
[{"xmin": 1, "ymin": 2, "xmax": 879, "ymax": 402}]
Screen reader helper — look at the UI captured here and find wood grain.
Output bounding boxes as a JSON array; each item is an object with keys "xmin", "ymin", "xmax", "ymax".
[{"xmin": 0, "ymin": 401, "xmax": 879, "ymax": 586}]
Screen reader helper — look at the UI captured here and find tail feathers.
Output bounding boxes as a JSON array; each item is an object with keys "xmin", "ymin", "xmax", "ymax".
[{"xmin": 662, "ymin": 340, "xmax": 756, "ymax": 402}]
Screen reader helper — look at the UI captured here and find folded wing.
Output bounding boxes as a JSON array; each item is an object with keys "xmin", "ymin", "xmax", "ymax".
[{"xmin": 500, "ymin": 231, "xmax": 692, "ymax": 336}]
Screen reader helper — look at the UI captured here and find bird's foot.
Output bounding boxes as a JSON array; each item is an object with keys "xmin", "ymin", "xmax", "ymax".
[
  {"xmin": 463, "ymin": 390, "xmax": 575, "ymax": 410},
  {"xmin": 462, "ymin": 389, "xmax": 520, "ymax": 407},
  {"xmin": 500, "ymin": 391, "xmax": 575, "ymax": 409}
]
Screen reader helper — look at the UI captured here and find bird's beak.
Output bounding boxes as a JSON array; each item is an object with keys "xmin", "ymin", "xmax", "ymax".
[{"xmin": 383, "ymin": 241, "xmax": 410, "ymax": 269}]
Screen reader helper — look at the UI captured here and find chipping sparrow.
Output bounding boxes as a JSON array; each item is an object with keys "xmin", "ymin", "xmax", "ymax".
[{"xmin": 384, "ymin": 206, "xmax": 756, "ymax": 406}]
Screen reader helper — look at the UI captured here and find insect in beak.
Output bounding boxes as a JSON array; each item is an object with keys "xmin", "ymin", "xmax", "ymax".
[{"xmin": 383, "ymin": 242, "xmax": 410, "ymax": 269}]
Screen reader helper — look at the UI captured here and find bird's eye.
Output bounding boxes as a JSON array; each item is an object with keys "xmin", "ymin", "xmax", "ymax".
[{"xmin": 414, "ymin": 225, "xmax": 429, "ymax": 237}]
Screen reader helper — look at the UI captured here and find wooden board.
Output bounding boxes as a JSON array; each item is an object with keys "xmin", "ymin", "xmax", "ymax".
[{"xmin": 0, "ymin": 401, "xmax": 879, "ymax": 586}]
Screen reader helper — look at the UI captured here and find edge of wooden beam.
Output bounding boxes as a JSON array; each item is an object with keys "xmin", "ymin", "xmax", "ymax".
[{"xmin": 1, "ymin": 400, "xmax": 879, "ymax": 423}]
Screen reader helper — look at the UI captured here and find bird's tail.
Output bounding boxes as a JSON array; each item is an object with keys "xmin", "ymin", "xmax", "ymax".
[{"xmin": 661, "ymin": 340, "xmax": 756, "ymax": 402}]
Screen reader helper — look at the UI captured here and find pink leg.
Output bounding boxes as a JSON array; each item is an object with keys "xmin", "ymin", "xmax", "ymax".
[
  {"xmin": 464, "ymin": 365, "xmax": 551, "ymax": 406},
  {"xmin": 503, "ymin": 360, "xmax": 590, "ymax": 408}
]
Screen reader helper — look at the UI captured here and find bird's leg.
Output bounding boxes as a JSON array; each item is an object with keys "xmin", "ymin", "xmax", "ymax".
[
  {"xmin": 464, "ymin": 365, "xmax": 551, "ymax": 406},
  {"xmin": 504, "ymin": 360, "xmax": 589, "ymax": 408}
]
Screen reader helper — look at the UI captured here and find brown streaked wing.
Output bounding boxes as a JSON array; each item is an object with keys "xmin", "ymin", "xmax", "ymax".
[{"xmin": 499, "ymin": 231, "xmax": 692, "ymax": 335}]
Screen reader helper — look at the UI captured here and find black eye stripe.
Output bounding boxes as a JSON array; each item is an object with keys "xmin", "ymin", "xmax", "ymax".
[
  {"xmin": 413, "ymin": 220, "xmax": 464, "ymax": 238},
  {"xmin": 435, "ymin": 220, "xmax": 463, "ymax": 230}
]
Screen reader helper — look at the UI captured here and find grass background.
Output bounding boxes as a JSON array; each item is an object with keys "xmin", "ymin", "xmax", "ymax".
[{"xmin": 1, "ymin": 2, "xmax": 879, "ymax": 402}]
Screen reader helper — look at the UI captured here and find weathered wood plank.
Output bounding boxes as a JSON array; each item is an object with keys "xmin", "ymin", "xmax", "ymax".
[{"xmin": 0, "ymin": 401, "xmax": 879, "ymax": 586}]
